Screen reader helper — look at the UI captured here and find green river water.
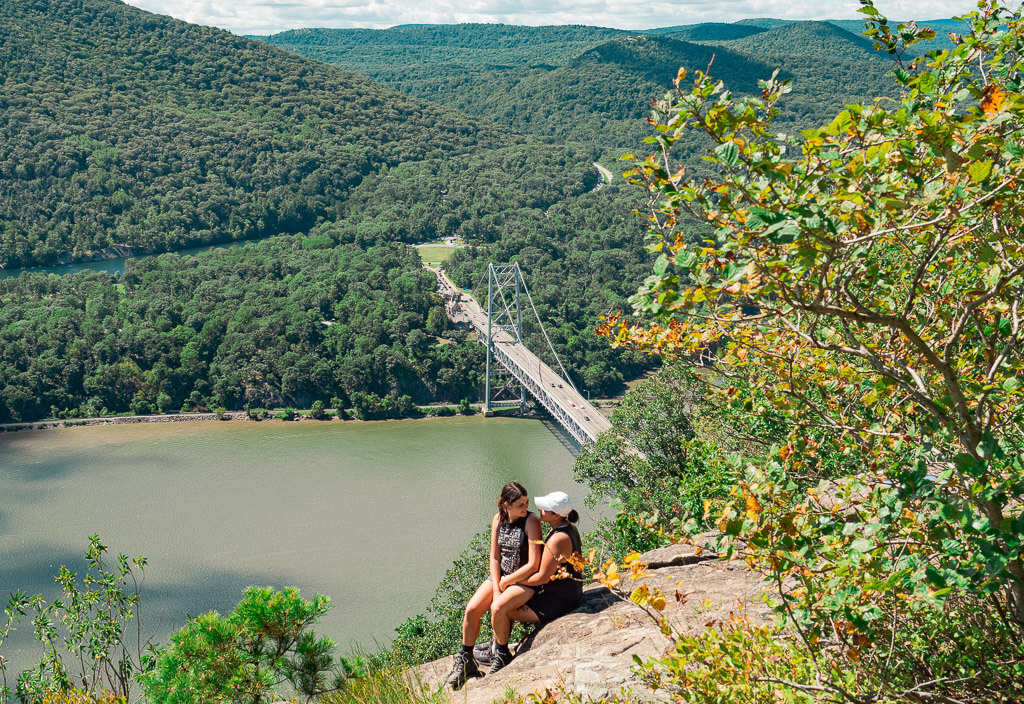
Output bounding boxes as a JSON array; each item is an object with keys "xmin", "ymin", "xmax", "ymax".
[{"xmin": 0, "ymin": 416, "xmax": 590, "ymax": 674}]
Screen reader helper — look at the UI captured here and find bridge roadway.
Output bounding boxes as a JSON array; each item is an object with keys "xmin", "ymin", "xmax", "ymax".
[{"xmin": 433, "ymin": 269, "xmax": 612, "ymax": 445}]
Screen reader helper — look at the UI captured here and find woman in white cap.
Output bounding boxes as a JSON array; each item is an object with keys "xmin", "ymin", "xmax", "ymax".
[{"xmin": 485, "ymin": 490, "xmax": 583, "ymax": 674}]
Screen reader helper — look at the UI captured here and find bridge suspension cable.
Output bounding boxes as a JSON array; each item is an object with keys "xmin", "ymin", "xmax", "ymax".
[
  {"xmin": 433, "ymin": 263, "xmax": 631, "ymax": 448},
  {"xmin": 519, "ymin": 275, "xmax": 578, "ymax": 395}
]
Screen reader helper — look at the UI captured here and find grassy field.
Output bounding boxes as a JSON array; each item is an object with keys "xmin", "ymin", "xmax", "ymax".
[{"xmin": 416, "ymin": 245, "xmax": 460, "ymax": 264}]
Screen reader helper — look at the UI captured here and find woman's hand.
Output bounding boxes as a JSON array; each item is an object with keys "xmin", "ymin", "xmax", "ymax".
[{"xmin": 498, "ymin": 575, "xmax": 514, "ymax": 591}]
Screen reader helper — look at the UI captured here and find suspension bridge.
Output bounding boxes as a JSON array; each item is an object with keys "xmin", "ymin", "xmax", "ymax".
[{"xmin": 434, "ymin": 264, "xmax": 611, "ymax": 446}]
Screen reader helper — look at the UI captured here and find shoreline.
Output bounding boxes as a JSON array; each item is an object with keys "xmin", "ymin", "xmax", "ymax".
[
  {"xmin": 0, "ymin": 407, "xmax": 464, "ymax": 433},
  {"xmin": 0, "ymin": 399, "xmax": 619, "ymax": 434}
]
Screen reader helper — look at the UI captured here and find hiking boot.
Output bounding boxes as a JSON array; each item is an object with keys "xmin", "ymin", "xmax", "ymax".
[
  {"xmin": 487, "ymin": 647, "xmax": 513, "ymax": 675},
  {"xmin": 473, "ymin": 640, "xmax": 494, "ymax": 665},
  {"xmin": 445, "ymin": 650, "xmax": 481, "ymax": 690}
]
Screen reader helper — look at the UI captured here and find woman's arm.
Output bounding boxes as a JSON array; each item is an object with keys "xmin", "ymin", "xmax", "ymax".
[
  {"xmin": 489, "ymin": 513, "xmax": 503, "ymax": 593},
  {"xmin": 521, "ymin": 532, "xmax": 572, "ymax": 588},
  {"xmin": 498, "ymin": 513, "xmax": 542, "ymax": 589}
]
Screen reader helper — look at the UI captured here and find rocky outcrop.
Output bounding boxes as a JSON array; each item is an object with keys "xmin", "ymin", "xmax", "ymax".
[{"xmin": 417, "ymin": 537, "xmax": 773, "ymax": 703}]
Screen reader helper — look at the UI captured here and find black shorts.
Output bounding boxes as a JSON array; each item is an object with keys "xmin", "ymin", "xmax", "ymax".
[{"xmin": 526, "ymin": 583, "xmax": 581, "ymax": 625}]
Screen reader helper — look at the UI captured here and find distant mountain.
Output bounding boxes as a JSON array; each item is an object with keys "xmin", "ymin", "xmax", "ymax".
[
  {"xmin": 659, "ymin": 23, "xmax": 766, "ymax": 42},
  {"xmin": 813, "ymin": 17, "xmax": 964, "ymax": 36},
  {"xmin": 733, "ymin": 18, "xmax": 793, "ymax": 30},
  {"xmin": 262, "ymin": 21, "xmax": 907, "ymax": 156},
  {"xmin": 716, "ymin": 21, "xmax": 885, "ymax": 60},
  {"xmin": 261, "ymin": 24, "xmax": 627, "ymax": 80},
  {"xmin": 732, "ymin": 16, "xmax": 960, "ymax": 53},
  {"xmin": 0, "ymin": 2, "xmax": 596, "ymax": 267},
  {"xmin": 483, "ymin": 34, "xmax": 780, "ymax": 148}
]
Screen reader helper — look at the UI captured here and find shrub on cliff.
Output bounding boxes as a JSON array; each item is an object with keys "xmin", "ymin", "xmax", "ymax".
[
  {"xmin": 141, "ymin": 587, "xmax": 347, "ymax": 704},
  {"xmin": 1, "ymin": 537, "xmax": 148, "ymax": 704}
]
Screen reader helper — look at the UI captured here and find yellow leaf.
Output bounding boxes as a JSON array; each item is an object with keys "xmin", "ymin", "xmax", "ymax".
[
  {"xmin": 982, "ymin": 84, "xmax": 1007, "ymax": 114},
  {"xmin": 650, "ymin": 592, "xmax": 667, "ymax": 611},
  {"xmin": 630, "ymin": 584, "xmax": 650, "ymax": 606},
  {"xmin": 746, "ymin": 494, "xmax": 761, "ymax": 521},
  {"xmin": 600, "ymin": 562, "xmax": 621, "ymax": 589}
]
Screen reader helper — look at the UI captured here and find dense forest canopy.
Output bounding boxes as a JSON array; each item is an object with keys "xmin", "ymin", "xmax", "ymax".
[
  {"xmin": 260, "ymin": 17, "xmax": 940, "ymax": 154},
  {"xmin": 0, "ymin": 0, "xmax": 657, "ymax": 422},
  {"xmin": 0, "ymin": 237, "xmax": 483, "ymax": 420},
  {"xmin": 0, "ymin": 0, "xmax": 962, "ymax": 423},
  {"xmin": 0, "ymin": 0, "xmax": 596, "ymax": 268}
]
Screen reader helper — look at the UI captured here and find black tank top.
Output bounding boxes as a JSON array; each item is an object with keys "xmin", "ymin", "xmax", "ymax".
[
  {"xmin": 542, "ymin": 523, "xmax": 583, "ymax": 600},
  {"xmin": 497, "ymin": 513, "xmax": 531, "ymax": 576}
]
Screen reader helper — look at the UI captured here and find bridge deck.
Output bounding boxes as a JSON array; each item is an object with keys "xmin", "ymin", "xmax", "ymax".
[{"xmin": 434, "ymin": 269, "xmax": 611, "ymax": 445}]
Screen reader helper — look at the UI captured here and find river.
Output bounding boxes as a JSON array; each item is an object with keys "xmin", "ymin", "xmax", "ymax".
[
  {"xmin": 0, "ymin": 416, "xmax": 592, "ymax": 678},
  {"xmin": 0, "ymin": 241, "xmax": 243, "ymax": 280}
]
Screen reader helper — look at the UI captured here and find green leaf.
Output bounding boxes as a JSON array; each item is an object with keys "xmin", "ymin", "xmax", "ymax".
[
  {"xmin": 851, "ymin": 538, "xmax": 873, "ymax": 554},
  {"xmin": 715, "ymin": 141, "xmax": 740, "ymax": 167},
  {"xmin": 968, "ymin": 160, "xmax": 993, "ymax": 183},
  {"xmin": 954, "ymin": 452, "xmax": 983, "ymax": 476},
  {"xmin": 977, "ymin": 434, "xmax": 1002, "ymax": 459},
  {"xmin": 763, "ymin": 220, "xmax": 800, "ymax": 244},
  {"xmin": 677, "ymin": 249, "xmax": 698, "ymax": 269}
]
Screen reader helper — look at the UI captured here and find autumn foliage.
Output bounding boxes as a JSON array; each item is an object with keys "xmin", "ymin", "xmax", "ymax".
[{"xmin": 598, "ymin": 0, "xmax": 1024, "ymax": 701}]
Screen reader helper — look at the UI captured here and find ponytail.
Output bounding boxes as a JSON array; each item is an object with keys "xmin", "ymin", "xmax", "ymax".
[{"xmin": 566, "ymin": 509, "xmax": 579, "ymax": 524}]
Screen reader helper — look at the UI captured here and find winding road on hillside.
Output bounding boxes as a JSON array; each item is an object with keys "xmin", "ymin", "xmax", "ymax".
[{"xmin": 591, "ymin": 162, "xmax": 613, "ymax": 191}]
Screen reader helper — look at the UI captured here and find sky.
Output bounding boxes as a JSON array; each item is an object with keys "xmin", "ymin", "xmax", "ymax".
[{"xmin": 121, "ymin": 0, "xmax": 979, "ymax": 36}]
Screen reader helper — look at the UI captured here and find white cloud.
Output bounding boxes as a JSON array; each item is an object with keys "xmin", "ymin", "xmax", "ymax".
[{"xmin": 122, "ymin": 0, "xmax": 979, "ymax": 35}]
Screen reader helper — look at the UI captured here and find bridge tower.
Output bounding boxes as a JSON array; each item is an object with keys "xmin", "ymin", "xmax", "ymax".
[{"xmin": 484, "ymin": 263, "xmax": 527, "ymax": 415}]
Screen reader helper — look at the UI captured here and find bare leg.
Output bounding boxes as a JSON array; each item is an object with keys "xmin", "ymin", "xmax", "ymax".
[
  {"xmin": 490, "ymin": 585, "xmax": 537, "ymax": 645},
  {"xmin": 462, "ymin": 579, "xmax": 494, "ymax": 647}
]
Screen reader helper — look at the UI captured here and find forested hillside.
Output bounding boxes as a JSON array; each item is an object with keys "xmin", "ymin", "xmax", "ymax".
[
  {"xmin": 0, "ymin": 0, "xmax": 595, "ymax": 268},
  {"xmin": 0, "ymin": 238, "xmax": 484, "ymax": 420},
  {"xmin": 0, "ymin": 1, "xmax": 955, "ymax": 423},
  {"xmin": 262, "ymin": 20, "xmax": 907, "ymax": 154},
  {"xmin": 261, "ymin": 24, "xmax": 626, "ymax": 118},
  {"xmin": 649, "ymin": 22, "xmax": 764, "ymax": 41},
  {"xmin": 0, "ymin": 178, "xmax": 654, "ymax": 423},
  {"xmin": 0, "ymin": 0, "xmax": 654, "ymax": 422},
  {"xmin": 483, "ymin": 35, "xmax": 779, "ymax": 150},
  {"xmin": 263, "ymin": 24, "xmax": 627, "ymax": 74},
  {"xmin": 694, "ymin": 21, "xmax": 897, "ymax": 131}
]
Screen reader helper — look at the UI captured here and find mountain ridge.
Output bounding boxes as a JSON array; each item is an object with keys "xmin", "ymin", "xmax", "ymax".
[{"xmin": 0, "ymin": 0, "xmax": 595, "ymax": 267}]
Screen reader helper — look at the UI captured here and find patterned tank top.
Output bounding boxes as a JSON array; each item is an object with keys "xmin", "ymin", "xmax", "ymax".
[{"xmin": 497, "ymin": 513, "xmax": 531, "ymax": 576}]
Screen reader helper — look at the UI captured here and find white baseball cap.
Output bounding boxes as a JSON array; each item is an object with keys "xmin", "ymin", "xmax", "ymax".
[{"xmin": 535, "ymin": 491, "xmax": 573, "ymax": 517}]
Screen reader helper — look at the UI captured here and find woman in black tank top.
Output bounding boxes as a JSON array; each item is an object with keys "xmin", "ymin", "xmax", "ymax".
[
  {"xmin": 485, "ymin": 490, "xmax": 584, "ymax": 672},
  {"xmin": 445, "ymin": 481, "xmax": 542, "ymax": 689}
]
